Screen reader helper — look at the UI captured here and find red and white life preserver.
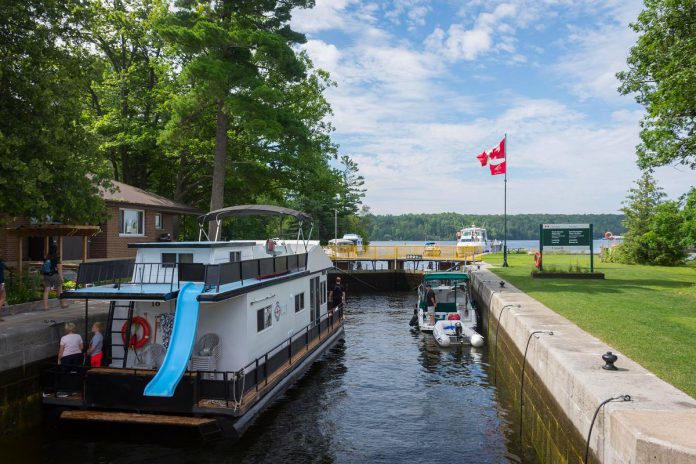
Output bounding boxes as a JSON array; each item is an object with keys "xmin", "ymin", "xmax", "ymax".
[
  {"xmin": 121, "ymin": 316, "xmax": 151, "ymax": 349},
  {"xmin": 604, "ymin": 231, "xmax": 613, "ymax": 240},
  {"xmin": 533, "ymin": 251, "xmax": 542, "ymax": 269}
]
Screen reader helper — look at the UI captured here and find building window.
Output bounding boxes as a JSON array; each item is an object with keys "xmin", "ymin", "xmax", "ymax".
[
  {"xmin": 154, "ymin": 213, "xmax": 162, "ymax": 229},
  {"xmin": 162, "ymin": 252, "xmax": 194, "ymax": 268},
  {"xmin": 230, "ymin": 251, "xmax": 241, "ymax": 262},
  {"xmin": 119, "ymin": 209, "xmax": 144, "ymax": 236},
  {"xmin": 257, "ymin": 305, "xmax": 272, "ymax": 332},
  {"xmin": 295, "ymin": 292, "xmax": 305, "ymax": 313}
]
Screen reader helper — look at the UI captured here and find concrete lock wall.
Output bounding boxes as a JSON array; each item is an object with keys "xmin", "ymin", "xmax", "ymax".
[
  {"xmin": 470, "ymin": 269, "xmax": 696, "ymax": 464},
  {"xmin": 0, "ymin": 303, "xmax": 109, "ymax": 436}
]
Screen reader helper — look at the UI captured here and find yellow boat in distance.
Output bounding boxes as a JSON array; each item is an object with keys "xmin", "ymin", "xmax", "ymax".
[{"xmin": 456, "ymin": 225, "xmax": 491, "ymax": 258}]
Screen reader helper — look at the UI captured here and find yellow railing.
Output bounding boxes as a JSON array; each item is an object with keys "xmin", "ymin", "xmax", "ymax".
[{"xmin": 323, "ymin": 245, "xmax": 482, "ymax": 261}]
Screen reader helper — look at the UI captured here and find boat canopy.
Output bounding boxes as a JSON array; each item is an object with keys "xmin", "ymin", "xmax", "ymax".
[
  {"xmin": 423, "ymin": 272, "xmax": 469, "ymax": 282},
  {"xmin": 198, "ymin": 205, "xmax": 313, "ymax": 225}
]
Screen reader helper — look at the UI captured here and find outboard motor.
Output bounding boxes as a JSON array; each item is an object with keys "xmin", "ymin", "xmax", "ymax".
[
  {"xmin": 409, "ymin": 307, "xmax": 419, "ymax": 328},
  {"xmin": 455, "ymin": 321, "xmax": 463, "ymax": 341}
]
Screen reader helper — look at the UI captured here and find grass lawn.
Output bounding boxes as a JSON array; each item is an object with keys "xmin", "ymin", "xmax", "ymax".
[{"xmin": 484, "ymin": 252, "xmax": 696, "ymax": 398}]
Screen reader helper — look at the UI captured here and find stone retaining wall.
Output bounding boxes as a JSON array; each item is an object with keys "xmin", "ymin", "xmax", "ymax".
[
  {"xmin": 0, "ymin": 302, "xmax": 109, "ymax": 436},
  {"xmin": 471, "ymin": 268, "xmax": 696, "ymax": 464}
]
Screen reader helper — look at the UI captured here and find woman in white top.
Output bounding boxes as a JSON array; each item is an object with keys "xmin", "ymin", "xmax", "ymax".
[{"xmin": 58, "ymin": 322, "xmax": 83, "ymax": 371}]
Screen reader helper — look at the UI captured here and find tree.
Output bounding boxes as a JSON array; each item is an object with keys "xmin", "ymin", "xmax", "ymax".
[
  {"xmin": 618, "ymin": 172, "xmax": 687, "ymax": 265},
  {"xmin": 157, "ymin": 0, "xmax": 313, "ymax": 239},
  {"xmin": 0, "ymin": 0, "xmax": 109, "ymax": 224},
  {"xmin": 75, "ymin": 0, "xmax": 173, "ymax": 189},
  {"xmin": 338, "ymin": 155, "xmax": 366, "ymax": 215},
  {"xmin": 617, "ymin": 0, "xmax": 696, "ymax": 169}
]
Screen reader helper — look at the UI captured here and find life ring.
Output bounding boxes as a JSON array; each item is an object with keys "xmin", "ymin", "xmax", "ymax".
[
  {"xmin": 604, "ymin": 231, "xmax": 613, "ymax": 240},
  {"xmin": 533, "ymin": 251, "xmax": 542, "ymax": 269},
  {"xmin": 121, "ymin": 316, "xmax": 151, "ymax": 349}
]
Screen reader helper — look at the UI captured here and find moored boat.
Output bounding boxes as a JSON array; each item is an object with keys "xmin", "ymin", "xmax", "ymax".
[
  {"xmin": 415, "ymin": 271, "xmax": 484, "ymax": 346},
  {"xmin": 42, "ymin": 205, "xmax": 344, "ymax": 438},
  {"xmin": 456, "ymin": 225, "xmax": 491, "ymax": 258}
]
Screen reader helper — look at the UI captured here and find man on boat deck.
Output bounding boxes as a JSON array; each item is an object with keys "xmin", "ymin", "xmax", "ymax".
[
  {"xmin": 331, "ymin": 277, "xmax": 345, "ymax": 312},
  {"xmin": 425, "ymin": 284, "xmax": 437, "ymax": 325}
]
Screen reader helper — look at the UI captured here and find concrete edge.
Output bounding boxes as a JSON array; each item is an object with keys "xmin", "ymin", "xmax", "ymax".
[{"xmin": 471, "ymin": 268, "xmax": 696, "ymax": 464}]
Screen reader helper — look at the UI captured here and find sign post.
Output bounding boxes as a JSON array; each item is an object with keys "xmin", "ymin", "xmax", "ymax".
[{"xmin": 540, "ymin": 224, "xmax": 594, "ymax": 272}]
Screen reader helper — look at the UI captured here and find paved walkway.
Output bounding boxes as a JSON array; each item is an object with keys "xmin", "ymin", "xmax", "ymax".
[{"xmin": 0, "ymin": 300, "xmax": 110, "ymax": 372}]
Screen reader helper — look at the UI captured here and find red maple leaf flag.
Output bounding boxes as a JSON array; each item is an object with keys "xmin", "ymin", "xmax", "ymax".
[
  {"xmin": 476, "ymin": 151, "xmax": 488, "ymax": 166},
  {"xmin": 488, "ymin": 137, "xmax": 505, "ymax": 159},
  {"xmin": 489, "ymin": 160, "xmax": 506, "ymax": 175}
]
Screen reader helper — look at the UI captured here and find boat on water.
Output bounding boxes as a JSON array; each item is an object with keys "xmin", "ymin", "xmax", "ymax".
[
  {"xmin": 342, "ymin": 233, "xmax": 363, "ymax": 247},
  {"xmin": 42, "ymin": 205, "xmax": 344, "ymax": 438},
  {"xmin": 415, "ymin": 271, "xmax": 484, "ymax": 347},
  {"xmin": 456, "ymin": 225, "xmax": 492, "ymax": 258},
  {"xmin": 423, "ymin": 241, "xmax": 441, "ymax": 257}
]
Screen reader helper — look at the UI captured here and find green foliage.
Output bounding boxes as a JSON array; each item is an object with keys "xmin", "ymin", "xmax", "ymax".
[
  {"xmin": 0, "ymin": 0, "xmax": 109, "ymax": 224},
  {"xmin": 617, "ymin": 0, "xmax": 696, "ymax": 169},
  {"xmin": 618, "ymin": 172, "xmax": 688, "ymax": 265},
  {"xmin": 4, "ymin": 272, "xmax": 44, "ymax": 305},
  {"xmin": 365, "ymin": 213, "xmax": 625, "ymax": 241}
]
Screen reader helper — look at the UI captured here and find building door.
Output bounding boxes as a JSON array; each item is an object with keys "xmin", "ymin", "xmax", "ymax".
[{"xmin": 314, "ymin": 277, "xmax": 321, "ymax": 322}]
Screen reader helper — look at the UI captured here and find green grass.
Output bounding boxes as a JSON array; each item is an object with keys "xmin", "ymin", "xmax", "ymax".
[{"xmin": 484, "ymin": 252, "xmax": 696, "ymax": 398}]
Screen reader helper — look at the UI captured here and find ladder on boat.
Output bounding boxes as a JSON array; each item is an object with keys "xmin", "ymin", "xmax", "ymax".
[{"xmin": 106, "ymin": 301, "xmax": 135, "ymax": 368}]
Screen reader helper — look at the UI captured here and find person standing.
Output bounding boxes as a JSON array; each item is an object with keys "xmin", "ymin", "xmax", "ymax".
[
  {"xmin": 331, "ymin": 276, "xmax": 346, "ymax": 311},
  {"xmin": 58, "ymin": 322, "xmax": 84, "ymax": 371},
  {"xmin": 42, "ymin": 248, "xmax": 67, "ymax": 310},
  {"xmin": 86, "ymin": 322, "xmax": 104, "ymax": 368},
  {"xmin": 425, "ymin": 284, "xmax": 437, "ymax": 325},
  {"xmin": 0, "ymin": 257, "xmax": 6, "ymax": 308}
]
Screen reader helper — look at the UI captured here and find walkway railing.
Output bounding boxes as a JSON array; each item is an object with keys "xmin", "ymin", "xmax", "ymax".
[{"xmin": 324, "ymin": 245, "xmax": 481, "ymax": 262}]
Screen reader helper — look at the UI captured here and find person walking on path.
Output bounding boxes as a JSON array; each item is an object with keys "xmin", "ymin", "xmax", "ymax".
[
  {"xmin": 42, "ymin": 248, "xmax": 67, "ymax": 310},
  {"xmin": 58, "ymin": 322, "xmax": 83, "ymax": 370},
  {"xmin": 331, "ymin": 277, "xmax": 346, "ymax": 312},
  {"xmin": 0, "ymin": 257, "xmax": 6, "ymax": 308},
  {"xmin": 86, "ymin": 322, "xmax": 104, "ymax": 368}
]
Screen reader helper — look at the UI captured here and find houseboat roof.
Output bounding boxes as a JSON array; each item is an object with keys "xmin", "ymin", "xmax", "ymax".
[
  {"xmin": 198, "ymin": 205, "xmax": 313, "ymax": 224},
  {"xmin": 128, "ymin": 241, "xmax": 258, "ymax": 249}
]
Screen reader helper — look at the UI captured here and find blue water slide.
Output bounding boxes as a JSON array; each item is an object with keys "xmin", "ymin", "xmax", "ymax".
[{"xmin": 144, "ymin": 282, "xmax": 203, "ymax": 397}]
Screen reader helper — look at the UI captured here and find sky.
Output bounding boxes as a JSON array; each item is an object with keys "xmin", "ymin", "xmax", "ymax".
[{"xmin": 290, "ymin": 0, "xmax": 694, "ymax": 215}]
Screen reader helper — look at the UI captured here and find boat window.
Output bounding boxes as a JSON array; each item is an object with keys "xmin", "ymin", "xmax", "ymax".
[
  {"xmin": 320, "ymin": 281, "xmax": 326, "ymax": 304},
  {"xmin": 257, "ymin": 305, "xmax": 272, "ymax": 332},
  {"xmin": 162, "ymin": 253, "xmax": 193, "ymax": 268},
  {"xmin": 230, "ymin": 251, "xmax": 241, "ymax": 262},
  {"xmin": 295, "ymin": 292, "xmax": 305, "ymax": 313}
]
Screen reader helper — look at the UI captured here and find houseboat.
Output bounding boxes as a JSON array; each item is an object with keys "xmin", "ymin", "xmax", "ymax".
[
  {"xmin": 415, "ymin": 271, "xmax": 484, "ymax": 347},
  {"xmin": 455, "ymin": 225, "xmax": 491, "ymax": 258},
  {"xmin": 43, "ymin": 205, "xmax": 344, "ymax": 438}
]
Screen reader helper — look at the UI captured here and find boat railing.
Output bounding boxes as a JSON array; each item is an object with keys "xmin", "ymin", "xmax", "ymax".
[
  {"xmin": 202, "ymin": 253, "xmax": 308, "ymax": 293},
  {"xmin": 40, "ymin": 305, "xmax": 344, "ymax": 409},
  {"xmin": 72, "ymin": 253, "xmax": 308, "ymax": 294},
  {"xmin": 194, "ymin": 304, "xmax": 344, "ymax": 408}
]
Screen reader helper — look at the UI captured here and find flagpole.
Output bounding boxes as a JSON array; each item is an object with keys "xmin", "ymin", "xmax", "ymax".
[{"xmin": 502, "ymin": 133, "xmax": 509, "ymax": 267}]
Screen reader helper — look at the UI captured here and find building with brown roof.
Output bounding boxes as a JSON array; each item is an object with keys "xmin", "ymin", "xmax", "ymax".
[{"xmin": 1, "ymin": 180, "xmax": 199, "ymax": 265}]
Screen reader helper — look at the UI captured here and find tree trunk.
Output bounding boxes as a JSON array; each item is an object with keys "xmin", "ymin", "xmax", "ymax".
[{"xmin": 209, "ymin": 102, "xmax": 228, "ymax": 239}]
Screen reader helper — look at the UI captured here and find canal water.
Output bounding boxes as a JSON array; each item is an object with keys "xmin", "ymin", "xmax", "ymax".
[{"xmin": 4, "ymin": 293, "xmax": 531, "ymax": 464}]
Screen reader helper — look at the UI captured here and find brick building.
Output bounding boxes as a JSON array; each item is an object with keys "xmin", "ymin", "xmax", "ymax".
[{"xmin": 1, "ymin": 180, "xmax": 199, "ymax": 264}]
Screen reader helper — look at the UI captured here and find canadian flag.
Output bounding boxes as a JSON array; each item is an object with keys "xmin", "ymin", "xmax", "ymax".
[{"xmin": 475, "ymin": 137, "xmax": 506, "ymax": 175}]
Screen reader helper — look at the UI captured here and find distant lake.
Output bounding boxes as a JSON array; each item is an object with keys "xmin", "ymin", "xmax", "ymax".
[{"xmin": 371, "ymin": 239, "xmax": 611, "ymax": 252}]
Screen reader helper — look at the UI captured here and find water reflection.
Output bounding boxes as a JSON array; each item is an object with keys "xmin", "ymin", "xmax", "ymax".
[{"xmin": 4, "ymin": 293, "xmax": 531, "ymax": 464}]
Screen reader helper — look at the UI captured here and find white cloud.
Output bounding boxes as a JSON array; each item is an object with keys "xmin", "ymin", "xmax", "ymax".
[
  {"xmin": 425, "ymin": 3, "xmax": 518, "ymax": 61},
  {"xmin": 295, "ymin": 0, "xmax": 693, "ymax": 215}
]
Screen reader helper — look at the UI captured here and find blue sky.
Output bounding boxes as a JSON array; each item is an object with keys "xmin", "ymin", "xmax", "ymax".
[{"xmin": 291, "ymin": 0, "xmax": 694, "ymax": 214}]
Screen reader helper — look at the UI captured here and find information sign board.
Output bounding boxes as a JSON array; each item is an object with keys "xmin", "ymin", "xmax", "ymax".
[{"xmin": 539, "ymin": 223, "xmax": 594, "ymax": 271}]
